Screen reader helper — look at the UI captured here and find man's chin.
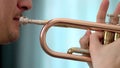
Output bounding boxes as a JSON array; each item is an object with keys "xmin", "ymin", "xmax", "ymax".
[
  {"xmin": 0, "ymin": 42, "xmax": 11, "ymax": 45},
  {"xmin": 0, "ymin": 39, "xmax": 17, "ymax": 45},
  {"xmin": 0, "ymin": 35, "xmax": 19, "ymax": 45}
]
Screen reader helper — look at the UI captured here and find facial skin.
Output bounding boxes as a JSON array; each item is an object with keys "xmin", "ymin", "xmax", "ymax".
[{"xmin": 0, "ymin": 0, "xmax": 32, "ymax": 44}]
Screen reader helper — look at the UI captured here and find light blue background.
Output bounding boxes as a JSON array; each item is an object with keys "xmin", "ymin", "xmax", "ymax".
[{"xmin": 16, "ymin": 0, "xmax": 120, "ymax": 68}]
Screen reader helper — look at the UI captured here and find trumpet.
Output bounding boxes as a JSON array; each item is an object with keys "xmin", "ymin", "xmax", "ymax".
[{"xmin": 19, "ymin": 14, "xmax": 120, "ymax": 62}]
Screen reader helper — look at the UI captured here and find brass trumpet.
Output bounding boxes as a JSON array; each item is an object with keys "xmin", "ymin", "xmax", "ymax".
[{"xmin": 19, "ymin": 15, "xmax": 120, "ymax": 62}]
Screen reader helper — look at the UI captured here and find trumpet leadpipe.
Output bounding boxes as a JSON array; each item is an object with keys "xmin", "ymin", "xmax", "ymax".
[
  {"xmin": 19, "ymin": 16, "xmax": 77, "ymax": 28},
  {"xmin": 20, "ymin": 16, "xmax": 120, "ymax": 33},
  {"xmin": 19, "ymin": 16, "xmax": 48, "ymax": 25}
]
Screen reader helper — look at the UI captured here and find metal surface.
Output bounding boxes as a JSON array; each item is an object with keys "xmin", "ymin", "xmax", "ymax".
[{"xmin": 20, "ymin": 16, "xmax": 120, "ymax": 62}]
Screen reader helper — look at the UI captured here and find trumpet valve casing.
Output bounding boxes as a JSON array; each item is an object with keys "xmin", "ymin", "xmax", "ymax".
[{"xmin": 104, "ymin": 31, "xmax": 115, "ymax": 45}]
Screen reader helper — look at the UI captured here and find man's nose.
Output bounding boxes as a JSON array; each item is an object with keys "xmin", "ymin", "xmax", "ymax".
[{"xmin": 17, "ymin": 0, "xmax": 32, "ymax": 11}]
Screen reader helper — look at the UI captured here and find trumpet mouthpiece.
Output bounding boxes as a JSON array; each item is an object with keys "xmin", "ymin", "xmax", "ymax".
[{"xmin": 19, "ymin": 16, "xmax": 29, "ymax": 24}]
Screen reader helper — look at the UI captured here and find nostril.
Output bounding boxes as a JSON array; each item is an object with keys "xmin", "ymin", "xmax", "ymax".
[
  {"xmin": 17, "ymin": 1, "xmax": 32, "ymax": 11},
  {"xmin": 21, "ymin": 6, "xmax": 29, "ymax": 10},
  {"xmin": 17, "ymin": 4, "xmax": 28, "ymax": 11}
]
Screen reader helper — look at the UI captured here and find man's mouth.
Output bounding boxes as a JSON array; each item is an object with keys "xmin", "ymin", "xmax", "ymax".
[
  {"xmin": 13, "ymin": 16, "xmax": 21, "ymax": 21},
  {"xmin": 13, "ymin": 14, "xmax": 22, "ymax": 27},
  {"xmin": 13, "ymin": 13, "xmax": 23, "ymax": 21}
]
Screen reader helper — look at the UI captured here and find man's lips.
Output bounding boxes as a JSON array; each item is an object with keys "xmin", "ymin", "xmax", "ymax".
[
  {"xmin": 13, "ymin": 13, "xmax": 22, "ymax": 21},
  {"xmin": 13, "ymin": 15, "xmax": 22, "ymax": 27},
  {"xmin": 13, "ymin": 16, "xmax": 20, "ymax": 21}
]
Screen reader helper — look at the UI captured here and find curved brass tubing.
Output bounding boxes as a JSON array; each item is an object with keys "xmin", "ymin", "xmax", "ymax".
[
  {"xmin": 20, "ymin": 16, "xmax": 120, "ymax": 62},
  {"xmin": 40, "ymin": 18, "xmax": 120, "ymax": 62},
  {"xmin": 67, "ymin": 47, "xmax": 89, "ymax": 54}
]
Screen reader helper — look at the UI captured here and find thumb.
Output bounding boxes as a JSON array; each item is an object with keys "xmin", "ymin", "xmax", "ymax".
[
  {"xmin": 89, "ymin": 33, "xmax": 102, "ymax": 53},
  {"xmin": 80, "ymin": 30, "xmax": 91, "ymax": 49}
]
